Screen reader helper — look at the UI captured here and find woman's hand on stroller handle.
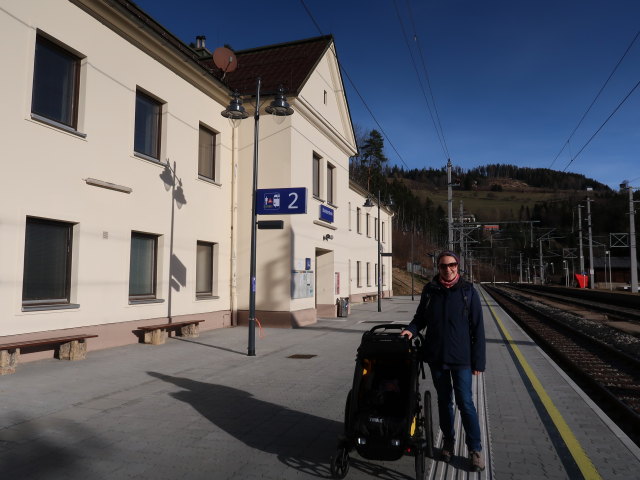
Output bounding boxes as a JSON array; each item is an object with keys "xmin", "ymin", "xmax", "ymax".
[{"xmin": 400, "ymin": 329, "xmax": 413, "ymax": 339}]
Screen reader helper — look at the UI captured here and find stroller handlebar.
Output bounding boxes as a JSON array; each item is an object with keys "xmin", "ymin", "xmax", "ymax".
[{"xmin": 368, "ymin": 324, "xmax": 425, "ymax": 347}]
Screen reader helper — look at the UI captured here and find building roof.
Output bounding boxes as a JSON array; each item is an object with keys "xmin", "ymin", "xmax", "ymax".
[{"xmin": 201, "ymin": 35, "xmax": 335, "ymax": 96}]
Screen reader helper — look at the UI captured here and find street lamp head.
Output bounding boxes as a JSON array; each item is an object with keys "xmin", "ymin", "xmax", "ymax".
[
  {"xmin": 221, "ymin": 91, "xmax": 249, "ymax": 121},
  {"xmin": 363, "ymin": 197, "xmax": 374, "ymax": 208},
  {"xmin": 265, "ymin": 85, "xmax": 294, "ymax": 116}
]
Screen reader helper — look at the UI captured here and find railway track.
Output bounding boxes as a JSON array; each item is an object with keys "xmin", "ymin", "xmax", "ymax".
[{"xmin": 484, "ymin": 284, "xmax": 640, "ymax": 444}]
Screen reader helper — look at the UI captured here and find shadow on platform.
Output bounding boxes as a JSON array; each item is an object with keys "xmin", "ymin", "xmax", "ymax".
[{"xmin": 148, "ymin": 371, "xmax": 415, "ymax": 479}]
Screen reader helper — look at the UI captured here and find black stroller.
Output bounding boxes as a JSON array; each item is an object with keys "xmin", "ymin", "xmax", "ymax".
[{"xmin": 330, "ymin": 324, "xmax": 434, "ymax": 479}]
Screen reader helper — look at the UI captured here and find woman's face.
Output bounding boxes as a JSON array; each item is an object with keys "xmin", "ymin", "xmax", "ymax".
[{"xmin": 438, "ymin": 255, "xmax": 459, "ymax": 282}]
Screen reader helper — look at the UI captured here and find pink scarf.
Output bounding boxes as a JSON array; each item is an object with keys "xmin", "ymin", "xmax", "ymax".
[{"xmin": 439, "ymin": 273, "xmax": 460, "ymax": 289}]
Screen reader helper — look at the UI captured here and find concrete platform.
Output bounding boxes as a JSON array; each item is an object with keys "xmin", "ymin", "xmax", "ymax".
[{"xmin": 0, "ymin": 290, "xmax": 638, "ymax": 479}]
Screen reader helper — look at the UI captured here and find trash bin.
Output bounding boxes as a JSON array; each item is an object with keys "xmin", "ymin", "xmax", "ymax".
[{"xmin": 337, "ymin": 297, "xmax": 349, "ymax": 317}]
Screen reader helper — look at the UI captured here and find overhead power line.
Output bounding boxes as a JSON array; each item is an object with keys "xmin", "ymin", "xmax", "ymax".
[
  {"xmin": 393, "ymin": 0, "xmax": 450, "ymax": 161},
  {"xmin": 563, "ymin": 76, "xmax": 640, "ymax": 171},
  {"xmin": 299, "ymin": 0, "xmax": 410, "ymax": 170},
  {"xmin": 550, "ymin": 28, "xmax": 640, "ymax": 168}
]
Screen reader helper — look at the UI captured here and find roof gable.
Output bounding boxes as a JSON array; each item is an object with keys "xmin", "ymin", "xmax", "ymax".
[{"xmin": 201, "ymin": 35, "xmax": 333, "ymax": 95}]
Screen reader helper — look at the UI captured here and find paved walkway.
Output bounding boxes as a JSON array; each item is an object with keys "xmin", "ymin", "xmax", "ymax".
[{"xmin": 1, "ymin": 292, "xmax": 639, "ymax": 479}]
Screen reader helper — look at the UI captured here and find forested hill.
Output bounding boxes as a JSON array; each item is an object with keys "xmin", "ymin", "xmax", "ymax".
[{"xmin": 392, "ymin": 163, "xmax": 610, "ymax": 191}]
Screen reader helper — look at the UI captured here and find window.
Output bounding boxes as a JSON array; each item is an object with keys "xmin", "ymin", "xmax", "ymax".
[
  {"xmin": 374, "ymin": 217, "xmax": 378, "ymax": 240},
  {"xmin": 356, "ymin": 208, "xmax": 361, "ymax": 234},
  {"xmin": 312, "ymin": 153, "xmax": 321, "ymax": 197},
  {"xmin": 134, "ymin": 90, "xmax": 162, "ymax": 160},
  {"xmin": 196, "ymin": 241, "xmax": 218, "ymax": 297},
  {"xmin": 198, "ymin": 125, "xmax": 217, "ymax": 181},
  {"xmin": 366, "ymin": 213, "xmax": 370, "ymax": 237},
  {"xmin": 375, "ymin": 263, "xmax": 378, "ymax": 286},
  {"xmin": 382, "ymin": 221, "xmax": 386, "ymax": 242},
  {"xmin": 348, "ymin": 202, "xmax": 352, "ymax": 230},
  {"xmin": 32, "ymin": 34, "xmax": 80, "ymax": 129},
  {"xmin": 366, "ymin": 262, "xmax": 371, "ymax": 286},
  {"xmin": 129, "ymin": 232, "xmax": 158, "ymax": 300},
  {"xmin": 382, "ymin": 264, "xmax": 386, "ymax": 286},
  {"xmin": 23, "ymin": 217, "xmax": 73, "ymax": 305},
  {"xmin": 356, "ymin": 261, "xmax": 362, "ymax": 287},
  {"xmin": 327, "ymin": 163, "xmax": 335, "ymax": 204}
]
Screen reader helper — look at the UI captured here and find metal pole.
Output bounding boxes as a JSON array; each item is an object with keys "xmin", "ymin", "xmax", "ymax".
[
  {"xmin": 519, "ymin": 252, "xmax": 523, "ymax": 283},
  {"xmin": 447, "ymin": 159, "xmax": 454, "ymax": 251},
  {"xmin": 247, "ymin": 77, "xmax": 261, "ymax": 356},
  {"xmin": 459, "ymin": 200, "xmax": 464, "ymax": 273},
  {"xmin": 410, "ymin": 221, "xmax": 414, "ymax": 301},
  {"xmin": 626, "ymin": 183, "xmax": 638, "ymax": 293},
  {"xmin": 586, "ymin": 195, "xmax": 595, "ymax": 289},
  {"xmin": 377, "ymin": 190, "xmax": 382, "ymax": 312},
  {"xmin": 578, "ymin": 205, "xmax": 585, "ymax": 274},
  {"xmin": 539, "ymin": 237, "xmax": 544, "ymax": 284}
]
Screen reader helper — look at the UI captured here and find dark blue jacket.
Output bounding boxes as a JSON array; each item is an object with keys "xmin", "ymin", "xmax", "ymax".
[{"xmin": 406, "ymin": 277, "xmax": 485, "ymax": 371}]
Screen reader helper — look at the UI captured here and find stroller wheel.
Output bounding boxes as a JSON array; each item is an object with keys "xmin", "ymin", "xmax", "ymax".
[
  {"xmin": 330, "ymin": 447, "xmax": 350, "ymax": 479},
  {"xmin": 415, "ymin": 445, "xmax": 425, "ymax": 480},
  {"xmin": 424, "ymin": 390, "xmax": 434, "ymax": 459},
  {"xmin": 330, "ymin": 448, "xmax": 350, "ymax": 479}
]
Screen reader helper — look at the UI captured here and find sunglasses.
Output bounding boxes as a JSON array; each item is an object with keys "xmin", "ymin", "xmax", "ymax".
[{"xmin": 438, "ymin": 262, "xmax": 458, "ymax": 269}]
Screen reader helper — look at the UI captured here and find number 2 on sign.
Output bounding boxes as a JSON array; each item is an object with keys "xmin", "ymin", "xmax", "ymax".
[{"xmin": 288, "ymin": 192, "xmax": 299, "ymax": 209}]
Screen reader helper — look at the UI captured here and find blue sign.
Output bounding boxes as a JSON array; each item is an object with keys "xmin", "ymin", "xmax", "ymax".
[
  {"xmin": 319, "ymin": 204, "xmax": 334, "ymax": 223},
  {"xmin": 256, "ymin": 187, "xmax": 307, "ymax": 215}
]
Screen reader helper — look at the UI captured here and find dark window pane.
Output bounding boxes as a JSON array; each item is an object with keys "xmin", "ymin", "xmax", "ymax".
[
  {"xmin": 134, "ymin": 92, "xmax": 161, "ymax": 159},
  {"xmin": 327, "ymin": 164, "xmax": 334, "ymax": 203},
  {"xmin": 198, "ymin": 126, "xmax": 216, "ymax": 180},
  {"xmin": 23, "ymin": 218, "xmax": 72, "ymax": 303},
  {"xmin": 312, "ymin": 154, "xmax": 320, "ymax": 197},
  {"xmin": 129, "ymin": 233, "xmax": 156, "ymax": 297},
  {"xmin": 196, "ymin": 242, "xmax": 213, "ymax": 295},
  {"xmin": 32, "ymin": 36, "xmax": 79, "ymax": 128}
]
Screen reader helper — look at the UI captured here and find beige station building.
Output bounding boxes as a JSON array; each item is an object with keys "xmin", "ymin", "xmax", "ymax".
[{"xmin": 0, "ymin": 0, "xmax": 393, "ymax": 359}]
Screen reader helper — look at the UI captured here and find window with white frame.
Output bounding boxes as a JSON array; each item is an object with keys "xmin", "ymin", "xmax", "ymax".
[
  {"xmin": 134, "ymin": 90, "xmax": 163, "ymax": 161},
  {"xmin": 356, "ymin": 261, "xmax": 361, "ymax": 287},
  {"xmin": 198, "ymin": 125, "xmax": 218, "ymax": 182},
  {"xmin": 356, "ymin": 208, "xmax": 361, "ymax": 234},
  {"xmin": 31, "ymin": 34, "xmax": 82, "ymax": 130},
  {"xmin": 327, "ymin": 163, "xmax": 335, "ymax": 204},
  {"xmin": 312, "ymin": 152, "xmax": 321, "ymax": 198},
  {"xmin": 366, "ymin": 262, "xmax": 371, "ymax": 286},
  {"xmin": 22, "ymin": 217, "xmax": 74, "ymax": 306},
  {"xmin": 196, "ymin": 241, "xmax": 218, "ymax": 297},
  {"xmin": 129, "ymin": 232, "xmax": 159, "ymax": 300},
  {"xmin": 366, "ymin": 213, "xmax": 370, "ymax": 237},
  {"xmin": 375, "ymin": 263, "xmax": 378, "ymax": 286},
  {"xmin": 382, "ymin": 221, "xmax": 386, "ymax": 242},
  {"xmin": 374, "ymin": 217, "xmax": 378, "ymax": 240}
]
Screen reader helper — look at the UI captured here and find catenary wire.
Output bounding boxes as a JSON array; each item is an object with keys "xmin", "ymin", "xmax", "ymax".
[
  {"xmin": 299, "ymin": 0, "xmax": 411, "ymax": 170},
  {"xmin": 404, "ymin": 0, "xmax": 451, "ymax": 161},
  {"xmin": 550, "ymin": 28, "xmax": 640, "ymax": 168},
  {"xmin": 563, "ymin": 76, "xmax": 640, "ymax": 171},
  {"xmin": 392, "ymin": 0, "xmax": 449, "ymax": 161}
]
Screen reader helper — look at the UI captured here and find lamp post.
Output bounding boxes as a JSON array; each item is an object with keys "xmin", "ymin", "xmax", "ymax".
[
  {"xmin": 620, "ymin": 181, "xmax": 638, "ymax": 294},
  {"xmin": 364, "ymin": 190, "xmax": 391, "ymax": 312},
  {"xmin": 222, "ymin": 79, "xmax": 293, "ymax": 356}
]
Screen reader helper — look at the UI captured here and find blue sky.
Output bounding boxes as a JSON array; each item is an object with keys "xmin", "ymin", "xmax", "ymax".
[{"xmin": 134, "ymin": 0, "xmax": 640, "ymax": 190}]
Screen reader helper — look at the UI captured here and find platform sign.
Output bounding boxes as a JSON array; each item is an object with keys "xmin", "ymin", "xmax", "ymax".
[
  {"xmin": 319, "ymin": 204, "xmax": 334, "ymax": 223},
  {"xmin": 256, "ymin": 187, "xmax": 307, "ymax": 215}
]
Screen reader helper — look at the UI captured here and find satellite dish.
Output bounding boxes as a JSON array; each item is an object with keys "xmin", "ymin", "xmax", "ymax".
[{"xmin": 212, "ymin": 47, "xmax": 237, "ymax": 73}]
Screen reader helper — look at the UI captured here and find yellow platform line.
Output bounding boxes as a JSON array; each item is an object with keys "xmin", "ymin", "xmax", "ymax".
[{"xmin": 479, "ymin": 288, "xmax": 602, "ymax": 480}]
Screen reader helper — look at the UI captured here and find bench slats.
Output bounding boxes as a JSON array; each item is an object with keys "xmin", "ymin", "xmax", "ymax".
[{"xmin": 0, "ymin": 334, "xmax": 98, "ymax": 351}]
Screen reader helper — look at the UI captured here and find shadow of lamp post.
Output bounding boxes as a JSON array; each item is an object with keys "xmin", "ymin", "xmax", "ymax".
[{"xmin": 221, "ymin": 79, "xmax": 294, "ymax": 356}]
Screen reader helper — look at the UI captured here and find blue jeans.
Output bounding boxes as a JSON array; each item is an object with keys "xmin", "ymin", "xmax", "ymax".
[{"xmin": 429, "ymin": 366, "xmax": 482, "ymax": 452}]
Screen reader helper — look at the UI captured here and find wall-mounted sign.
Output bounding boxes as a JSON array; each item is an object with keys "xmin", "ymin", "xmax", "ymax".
[
  {"xmin": 319, "ymin": 204, "xmax": 334, "ymax": 223},
  {"xmin": 256, "ymin": 187, "xmax": 307, "ymax": 215}
]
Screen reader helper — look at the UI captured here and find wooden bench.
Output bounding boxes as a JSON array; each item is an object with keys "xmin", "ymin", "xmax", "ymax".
[
  {"xmin": 363, "ymin": 294, "xmax": 378, "ymax": 303},
  {"xmin": 138, "ymin": 320, "xmax": 204, "ymax": 345},
  {"xmin": 0, "ymin": 334, "xmax": 98, "ymax": 375}
]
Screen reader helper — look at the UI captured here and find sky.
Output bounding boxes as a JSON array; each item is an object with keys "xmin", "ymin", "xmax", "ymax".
[{"xmin": 133, "ymin": 0, "xmax": 640, "ymax": 190}]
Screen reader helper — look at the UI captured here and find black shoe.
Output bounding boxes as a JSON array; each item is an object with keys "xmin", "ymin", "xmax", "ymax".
[{"xmin": 441, "ymin": 438, "xmax": 455, "ymax": 462}]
